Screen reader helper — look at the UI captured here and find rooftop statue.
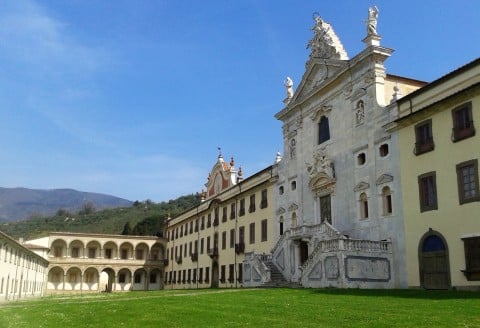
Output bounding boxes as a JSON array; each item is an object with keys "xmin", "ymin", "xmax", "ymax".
[
  {"xmin": 367, "ymin": 6, "xmax": 379, "ymax": 35},
  {"xmin": 284, "ymin": 77, "xmax": 294, "ymax": 99}
]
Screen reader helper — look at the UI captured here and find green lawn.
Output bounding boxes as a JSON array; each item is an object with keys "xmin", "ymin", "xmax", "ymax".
[{"xmin": 1, "ymin": 288, "xmax": 479, "ymax": 328}]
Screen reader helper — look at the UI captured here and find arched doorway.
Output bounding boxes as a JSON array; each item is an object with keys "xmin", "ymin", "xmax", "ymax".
[
  {"xmin": 418, "ymin": 230, "xmax": 451, "ymax": 289},
  {"xmin": 101, "ymin": 268, "xmax": 115, "ymax": 292},
  {"xmin": 211, "ymin": 261, "xmax": 219, "ymax": 288}
]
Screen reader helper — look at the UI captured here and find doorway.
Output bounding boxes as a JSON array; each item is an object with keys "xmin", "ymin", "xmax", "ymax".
[
  {"xmin": 211, "ymin": 262, "xmax": 219, "ymax": 288},
  {"xmin": 300, "ymin": 241, "xmax": 309, "ymax": 265},
  {"xmin": 419, "ymin": 232, "xmax": 450, "ymax": 289}
]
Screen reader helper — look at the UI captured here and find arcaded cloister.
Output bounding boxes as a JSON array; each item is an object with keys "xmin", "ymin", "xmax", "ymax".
[{"xmin": 26, "ymin": 232, "xmax": 166, "ymax": 294}]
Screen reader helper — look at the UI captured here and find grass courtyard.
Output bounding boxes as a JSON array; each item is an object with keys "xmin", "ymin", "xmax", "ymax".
[{"xmin": 0, "ymin": 288, "xmax": 479, "ymax": 328}]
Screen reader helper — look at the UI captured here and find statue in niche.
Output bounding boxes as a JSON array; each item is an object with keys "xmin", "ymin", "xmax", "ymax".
[
  {"xmin": 367, "ymin": 6, "xmax": 379, "ymax": 35},
  {"xmin": 356, "ymin": 100, "xmax": 365, "ymax": 124},
  {"xmin": 289, "ymin": 138, "xmax": 296, "ymax": 159},
  {"xmin": 284, "ymin": 77, "xmax": 294, "ymax": 99}
]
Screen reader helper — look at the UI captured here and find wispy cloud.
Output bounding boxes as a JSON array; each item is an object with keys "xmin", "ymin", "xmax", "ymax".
[{"xmin": 0, "ymin": 0, "xmax": 106, "ymax": 76}]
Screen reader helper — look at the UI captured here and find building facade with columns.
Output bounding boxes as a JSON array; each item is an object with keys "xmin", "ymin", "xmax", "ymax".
[
  {"xmin": 26, "ymin": 232, "xmax": 166, "ymax": 294},
  {"xmin": 164, "ymin": 153, "xmax": 279, "ymax": 289},
  {"xmin": 0, "ymin": 230, "xmax": 49, "ymax": 302},
  {"xmin": 269, "ymin": 11, "xmax": 425, "ymax": 288}
]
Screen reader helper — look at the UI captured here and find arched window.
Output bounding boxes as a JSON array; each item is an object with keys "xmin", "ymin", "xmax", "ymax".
[
  {"xmin": 360, "ymin": 193, "xmax": 369, "ymax": 219},
  {"xmin": 291, "ymin": 212, "xmax": 297, "ymax": 228},
  {"xmin": 382, "ymin": 186, "xmax": 393, "ymax": 215},
  {"xmin": 318, "ymin": 116, "xmax": 330, "ymax": 144}
]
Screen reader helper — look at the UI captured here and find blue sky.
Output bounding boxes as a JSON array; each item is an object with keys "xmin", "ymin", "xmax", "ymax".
[{"xmin": 0, "ymin": 0, "xmax": 478, "ymax": 202}]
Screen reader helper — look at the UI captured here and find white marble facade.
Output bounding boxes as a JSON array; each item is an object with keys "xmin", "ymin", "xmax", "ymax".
[{"xmin": 271, "ymin": 10, "xmax": 422, "ymax": 288}]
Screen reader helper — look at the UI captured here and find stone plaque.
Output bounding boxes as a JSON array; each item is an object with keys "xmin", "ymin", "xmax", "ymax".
[
  {"xmin": 345, "ymin": 256, "xmax": 390, "ymax": 282},
  {"xmin": 325, "ymin": 256, "xmax": 339, "ymax": 279},
  {"xmin": 308, "ymin": 262, "xmax": 322, "ymax": 280}
]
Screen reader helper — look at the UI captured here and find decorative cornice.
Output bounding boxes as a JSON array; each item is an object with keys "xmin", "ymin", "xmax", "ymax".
[
  {"xmin": 376, "ymin": 174, "xmax": 393, "ymax": 185},
  {"xmin": 354, "ymin": 181, "xmax": 370, "ymax": 192}
]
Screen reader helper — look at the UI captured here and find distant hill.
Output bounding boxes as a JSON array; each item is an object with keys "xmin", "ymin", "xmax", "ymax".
[
  {"xmin": 0, "ymin": 187, "xmax": 132, "ymax": 222},
  {"xmin": 0, "ymin": 194, "xmax": 200, "ymax": 240}
]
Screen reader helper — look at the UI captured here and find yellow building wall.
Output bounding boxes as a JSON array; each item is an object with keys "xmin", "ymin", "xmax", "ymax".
[
  {"xmin": 399, "ymin": 92, "xmax": 480, "ymax": 288},
  {"xmin": 165, "ymin": 169, "xmax": 276, "ymax": 289}
]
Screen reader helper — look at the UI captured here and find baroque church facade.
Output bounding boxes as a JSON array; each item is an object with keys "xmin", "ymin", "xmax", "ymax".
[{"xmin": 270, "ymin": 12, "xmax": 425, "ymax": 288}]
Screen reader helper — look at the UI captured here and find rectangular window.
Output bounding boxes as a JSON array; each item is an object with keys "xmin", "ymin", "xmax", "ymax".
[
  {"xmin": 222, "ymin": 231, "xmax": 227, "ymax": 249},
  {"xmin": 214, "ymin": 208, "xmax": 219, "ymax": 226},
  {"xmin": 261, "ymin": 219, "xmax": 268, "ymax": 242},
  {"xmin": 230, "ymin": 229, "xmax": 235, "ymax": 248},
  {"xmin": 199, "ymin": 268, "xmax": 203, "ymax": 282},
  {"xmin": 187, "ymin": 269, "xmax": 191, "ymax": 283},
  {"xmin": 192, "ymin": 269, "xmax": 196, "ymax": 283},
  {"xmin": 222, "ymin": 207, "xmax": 227, "ymax": 222},
  {"xmin": 189, "ymin": 242, "xmax": 192, "ymax": 256},
  {"xmin": 190, "ymin": 221, "xmax": 193, "ymax": 234},
  {"xmin": 418, "ymin": 171, "xmax": 438, "ymax": 212},
  {"xmin": 228, "ymin": 264, "xmax": 235, "ymax": 283},
  {"xmin": 249, "ymin": 194, "xmax": 256, "ymax": 213},
  {"xmin": 220, "ymin": 265, "xmax": 226, "ymax": 283},
  {"xmin": 201, "ymin": 238, "xmax": 204, "ymax": 254},
  {"xmin": 184, "ymin": 243, "xmax": 187, "ymax": 257},
  {"xmin": 207, "ymin": 236, "xmax": 211, "ymax": 251},
  {"xmin": 320, "ymin": 195, "xmax": 332, "ymax": 224},
  {"xmin": 207, "ymin": 214, "xmax": 212, "ymax": 228},
  {"xmin": 457, "ymin": 159, "xmax": 480, "ymax": 204},
  {"xmin": 195, "ymin": 219, "xmax": 199, "ymax": 232},
  {"xmin": 201, "ymin": 216, "xmax": 205, "ymax": 230},
  {"xmin": 414, "ymin": 119, "xmax": 434, "ymax": 155},
  {"xmin": 260, "ymin": 189, "xmax": 268, "ymax": 209},
  {"xmin": 237, "ymin": 263, "xmax": 243, "ymax": 282},
  {"xmin": 239, "ymin": 226, "xmax": 245, "ymax": 244},
  {"xmin": 239, "ymin": 198, "xmax": 245, "ymax": 216},
  {"xmin": 249, "ymin": 223, "xmax": 255, "ymax": 244},
  {"xmin": 452, "ymin": 102, "xmax": 475, "ymax": 142},
  {"xmin": 205, "ymin": 267, "xmax": 210, "ymax": 283},
  {"xmin": 230, "ymin": 203, "xmax": 236, "ymax": 220}
]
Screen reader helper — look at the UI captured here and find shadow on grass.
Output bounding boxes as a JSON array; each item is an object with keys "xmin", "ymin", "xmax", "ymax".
[{"xmin": 306, "ymin": 288, "xmax": 480, "ymax": 300}]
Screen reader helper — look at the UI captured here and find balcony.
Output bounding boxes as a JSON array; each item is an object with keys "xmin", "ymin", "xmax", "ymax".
[
  {"xmin": 414, "ymin": 138, "xmax": 434, "ymax": 155},
  {"xmin": 207, "ymin": 247, "xmax": 218, "ymax": 259},
  {"xmin": 191, "ymin": 253, "xmax": 198, "ymax": 262},
  {"xmin": 453, "ymin": 125, "xmax": 475, "ymax": 142},
  {"xmin": 235, "ymin": 242, "xmax": 245, "ymax": 254}
]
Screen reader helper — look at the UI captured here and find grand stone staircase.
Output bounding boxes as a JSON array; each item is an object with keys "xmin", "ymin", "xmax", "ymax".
[{"xmin": 261, "ymin": 261, "xmax": 299, "ymax": 288}]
